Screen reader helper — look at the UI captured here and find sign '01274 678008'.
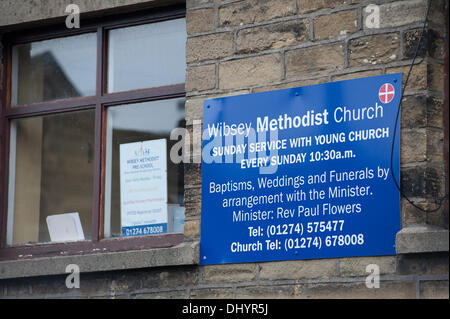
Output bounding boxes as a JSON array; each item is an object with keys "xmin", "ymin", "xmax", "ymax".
[{"xmin": 200, "ymin": 73, "xmax": 402, "ymax": 265}]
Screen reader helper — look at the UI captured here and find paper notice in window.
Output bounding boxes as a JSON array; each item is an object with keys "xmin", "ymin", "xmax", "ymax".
[
  {"xmin": 119, "ymin": 139, "xmax": 168, "ymax": 237},
  {"xmin": 46, "ymin": 212, "xmax": 85, "ymax": 242}
]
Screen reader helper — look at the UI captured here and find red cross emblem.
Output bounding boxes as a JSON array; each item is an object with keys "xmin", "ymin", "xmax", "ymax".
[{"xmin": 379, "ymin": 83, "xmax": 395, "ymax": 104}]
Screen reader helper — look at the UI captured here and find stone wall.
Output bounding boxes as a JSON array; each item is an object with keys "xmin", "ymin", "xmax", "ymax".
[
  {"xmin": 184, "ymin": 0, "xmax": 448, "ymax": 232},
  {"xmin": 0, "ymin": 252, "xmax": 448, "ymax": 298},
  {"xmin": 0, "ymin": 0, "xmax": 448, "ymax": 299}
]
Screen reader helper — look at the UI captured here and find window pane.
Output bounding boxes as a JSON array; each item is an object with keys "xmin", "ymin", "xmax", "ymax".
[
  {"xmin": 11, "ymin": 33, "xmax": 97, "ymax": 106},
  {"xmin": 107, "ymin": 18, "xmax": 186, "ymax": 93},
  {"xmin": 104, "ymin": 98, "xmax": 185, "ymax": 238},
  {"xmin": 7, "ymin": 110, "xmax": 95, "ymax": 246}
]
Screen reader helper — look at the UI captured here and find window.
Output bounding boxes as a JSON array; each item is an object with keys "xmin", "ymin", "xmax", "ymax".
[
  {"xmin": 107, "ymin": 19, "xmax": 186, "ymax": 93},
  {"xmin": 11, "ymin": 33, "xmax": 97, "ymax": 106},
  {"xmin": 7, "ymin": 110, "xmax": 96, "ymax": 246},
  {"xmin": 0, "ymin": 6, "xmax": 187, "ymax": 260},
  {"xmin": 104, "ymin": 99, "xmax": 186, "ymax": 238}
]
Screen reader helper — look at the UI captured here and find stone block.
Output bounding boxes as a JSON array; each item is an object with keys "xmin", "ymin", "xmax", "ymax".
[
  {"xmin": 183, "ymin": 218, "xmax": 201, "ymax": 239},
  {"xmin": 186, "ymin": 32, "xmax": 234, "ymax": 63},
  {"xmin": 186, "ymin": 64, "xmax": 216, "ymax": 92},
  {"xmin": 339, "ymin": 256, "xmax": 396, "ymax": 277},
  {"xmin": 286, "ymin": 43, "xmax": 344, "ymax": 78},
  {"xmin": 187, "ymin": 8, "xmax": 216, "ymax": 34},
  {"xmin": 219, "ymin": 54, "xmax": 282, "ymax": 90},
  {"xmin": 297, "ymin": 0, "xmax": 349, "ymax": 14},
  {"xmin": 3, "ymin": 278, "xmax": 30, "ymax": 297},
  {"xmin": 184, "ymin": 187, "xmax": 201, "ymax": 218},
  {"xmin": 401, "ymin": 199, "xmax": 427, "ymax": 226},
  {"xmin": 386, "ymin": 62, "xmax": 427, "ymax": 91},
  {"xmin": 190, "ymin": 287, "xmax": 234, "ymax": 298},
  {"xmin": 427, "ymin": 63, "xmax": 444, "ymax": 92},
  {"xmin": 236, "ymin": 19, "xmax": 309, "ymax": 54},
  {"xmin": 253, "ymin": 77, "xmax": 328, "ymax": 93},
  {"xmin": 397, "ymin": 251, "xmax": 448, "ymax": 275},
  {"xmin": 331, "ymin": 69, "xmax": 382, "ymax": 82},
  {"xmin": 401, "ymin": 129, "xmax": 427, "ymax": 164},
  {"xmin": 259, "ymin": 259, "xmax": 336, "ymax": 280},
  {"xmin": 134, "ymin": 289, "xmax": 188, "ymax": 299},
  {"xmin": 141, "ymin": 266, "xmax": 198, "ymax": 289},
  {"xmin": 185, "ymin": 162, "xmax": 201, "ymax": 186},
  {"xmin": 201, "ymin": 263, "xmax": 256, "ymax": 283},
  {"xmin": 349, "ymin": 33, "xmax": 400, "ymax": 67},
  {"xmin": 421, "ymin": 280, "xmax": 449, "ymax": 299},
  {"xmin": 400, "ymin": 95, "xmax": 427, "ymax": 129},
  {"xmin": 426, "ymin": 128, "xmax": 444, "ymax": 163},
  {"xmin": 403, "ymin": 28, "xmax": 445, "ymax": 60},
  {"xmin": 303, "ymin": 281, "xmax": 415, "ymax": 299},
  {"xmin": 396, "ymin": 225, "xmax": 449, "ymax": 255},
  {"xmin": 314, "ymin": 10, "xmax": 357, "ymax": 40},
  {"xmin": 400, "ymin": 165, "xmax": 443, "ymax": 198},
  {"xmin": 219, "ymin": 0, "xmax": 294, "ymax": 27},
  {"xmin": 235, "ymin": 284, "xmax": 300, "ymax": 298},
  {"xmin": 426, "ymin": 96, "xmax": 443, "ymax": 128}
]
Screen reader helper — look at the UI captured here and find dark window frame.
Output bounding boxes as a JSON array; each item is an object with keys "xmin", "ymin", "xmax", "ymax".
[{"xmin": 0, "ymin": 4, "xmax": 186, "ymax": 261}]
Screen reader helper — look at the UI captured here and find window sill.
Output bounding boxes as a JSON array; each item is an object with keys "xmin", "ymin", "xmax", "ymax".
[
  {"xmin": 395, "ymin": 224, "xmax": 449, "ymax": 254},
  {"xmin": 0, "ymin": 241, "xmax": 199, "ymax": 280}
]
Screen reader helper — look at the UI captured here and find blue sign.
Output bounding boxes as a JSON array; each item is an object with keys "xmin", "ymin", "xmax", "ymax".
[{"xmin": 200, "ymin": 74, "xmax": 401, "ymax": 265}]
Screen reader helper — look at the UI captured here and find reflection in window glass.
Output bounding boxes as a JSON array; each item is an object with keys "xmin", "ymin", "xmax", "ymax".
[
  {"xmin": 108, "ymin": 18, "xmax": 186, "ymax": 93},
  {"xmin": 11, "ymin": 33, "xmax": 97, "ymax": 106},
  {"xmin": 6, "ymin": 110, "xmax": 95, "ymax": 246},
  {"xmin": 104, "ymin": 98, "xmax": 185, "ymax": 238}
]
